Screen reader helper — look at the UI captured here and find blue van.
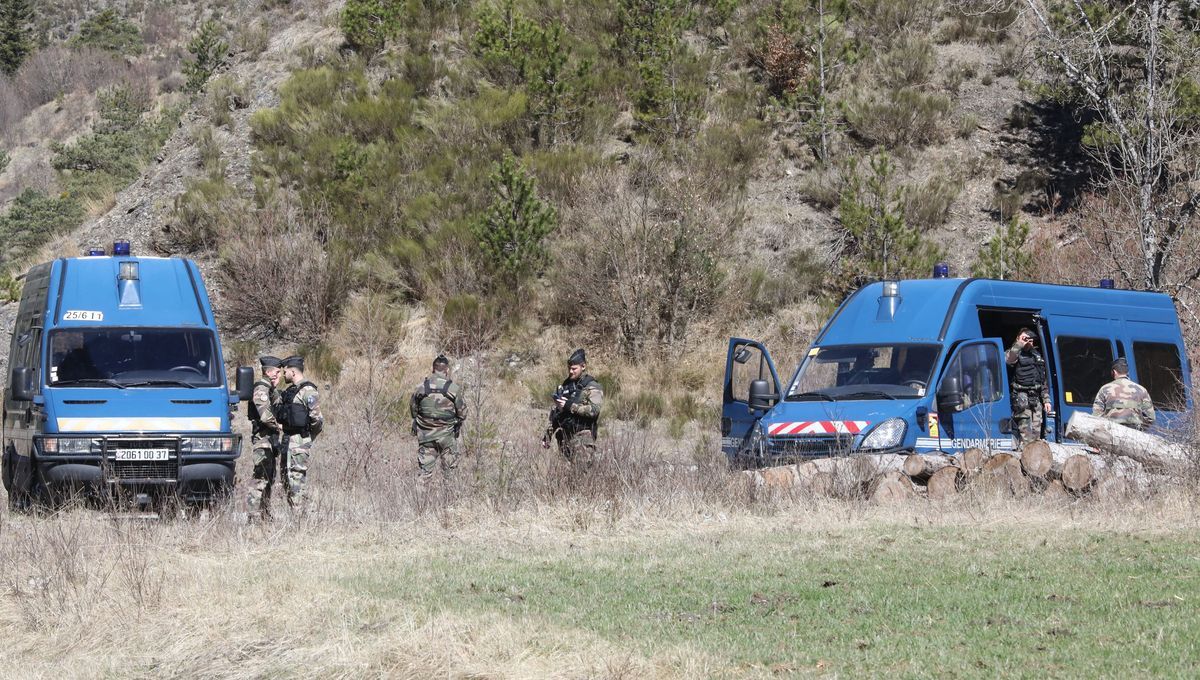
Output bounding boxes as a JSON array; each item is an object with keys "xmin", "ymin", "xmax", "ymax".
[
  {"xmin": 722, "ymin": 275, "xmax": 1192, "ymax": 464},
  {"xmin": 2, "ymin": 242, "xmax": 253, "ymax": 509}
]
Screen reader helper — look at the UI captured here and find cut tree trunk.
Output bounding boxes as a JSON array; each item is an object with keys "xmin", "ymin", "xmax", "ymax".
[
  {"xmin": 903, "ymin": 453, "xmax": 956, "ymax": 482},
  {"xmin": 1042, "ymin": 479, "xmax": 1071, "ymax": 501},
  {"xmin": 1061, "ymin": 454, "xmax": 1094, "ymax": 492},
  {"xmin": 1021, "ymin": 440, "xmax": 1079, "ymax": 479},
  {"xmin": 958, "ymin": 447, "xmax": 987, "ymax": 477},
  {"xmin": 1065, "ymin": 412, "xmax": 1191, "ymax": 472},
  {"xmin": 870, "ymin": 471, "xmax": 916, "ymax": 504},
  {"xmin": 979, "ymin": 453, "xmax": 1030, "ymax": 495},
  {"xmin": 926, "ymin": 465, "xmax": 962, "ymax": 500}
]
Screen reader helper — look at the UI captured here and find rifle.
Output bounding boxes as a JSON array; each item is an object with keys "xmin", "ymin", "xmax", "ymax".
[
  {"xmin": 543, "ymin": 383, "xmax": 582, "ymax": 446},
  {"xmin": 277, "ymin": 432, "xmax": 290, "ymax": 497}
]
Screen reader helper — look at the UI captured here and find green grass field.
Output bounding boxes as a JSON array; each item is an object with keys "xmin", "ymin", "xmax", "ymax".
[{"xmin": 336, "ymin": 520, "xmax": 1200, "ymax": 677}]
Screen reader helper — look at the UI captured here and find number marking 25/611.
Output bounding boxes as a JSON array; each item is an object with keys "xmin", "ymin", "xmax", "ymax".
[{"xmin": 62, "ymin": 310, "xmax": 104, "ymax": 321}]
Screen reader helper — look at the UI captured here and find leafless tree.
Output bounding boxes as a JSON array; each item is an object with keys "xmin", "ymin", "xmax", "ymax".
[{"xmin": 1022, "ymin": 0, "xmax": 1200, "ymax": 306}]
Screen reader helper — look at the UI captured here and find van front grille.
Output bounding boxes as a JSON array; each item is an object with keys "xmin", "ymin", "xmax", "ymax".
[
  {"xmin": 106, "ymin": 460, "xmax": 179, "ymax": 481},
  {"xmin": 767, "ymin": 435, "xmax": 856, "ymax": 459}
]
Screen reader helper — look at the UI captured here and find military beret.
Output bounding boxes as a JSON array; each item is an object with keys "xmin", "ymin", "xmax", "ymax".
[
  {"xmin": 259, "ymin": 355, "xmax": 282, "ymax": 368},
  {"xmin": 568, "ymin": 348, "xmax": 586, "ymax": 366},
  {"xmin": 1112, "ymin": 357, "xmax": 1128, "ymax": 373},
  {"xmin": 281, "ymin": 355, "xmax": 304, "ymax": 370}
]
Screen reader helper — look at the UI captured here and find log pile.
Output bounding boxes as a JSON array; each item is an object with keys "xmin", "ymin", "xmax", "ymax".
[{"xmin": 745, "ymin": 412, "xmax": 1193, "ymax": 503}]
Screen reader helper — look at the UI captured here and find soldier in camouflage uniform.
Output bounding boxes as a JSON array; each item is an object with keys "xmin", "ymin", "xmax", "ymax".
[
  {"xmin": 278, "ymin": 355, "xmax": 323, "ymax": 509},
  {"xmin": 1093, "ymin": 357, "xmax": 1155, "ymax": 430},
  {"xmin": 1005, "ymin": 327, "xmax": 1051, "ymax": 447},
  {"xmin": 410, "ymin": 354, "xmax": 466, "ymax": 480},
  {"xmin": 543, "ymin": 348, "xmax": 603, "ymax": 465},
  {"xmin": 247, "ymin": 355, "xmax": 284, "ymax": 520}
]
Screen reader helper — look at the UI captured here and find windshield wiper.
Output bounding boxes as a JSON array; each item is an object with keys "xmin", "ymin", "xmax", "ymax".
[
  {"xmin": 122, "ymin": 379, "xmax": 198, "ymax": 389},
  {"xmin": 788, "ymin": 391, "xmax": 837, "ymax": 402},
  {"xmin": 843, "ymin": 390, "xmax": 897, "ymax": 401},
  {"xmin": 53, "ymin": 378, "xmax": 126, "ymax": 389}
]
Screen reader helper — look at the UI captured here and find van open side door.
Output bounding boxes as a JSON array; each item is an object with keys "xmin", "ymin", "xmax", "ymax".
[
  {"xmin": 1044, "ymin": 315, "xmax": 1118, "ymax": 440},
  {"xmin": 933, "ymin": 339, "xmax": 1015, "ymax": 453},
  {"xmin": 722, "ymin": 338, "xmax": 781, "ymax": 460}
]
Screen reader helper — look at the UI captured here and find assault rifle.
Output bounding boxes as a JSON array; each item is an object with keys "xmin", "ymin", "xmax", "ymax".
[{"xmin": 543, "ymin": 383, "xmax": 581, "ymax": 446}]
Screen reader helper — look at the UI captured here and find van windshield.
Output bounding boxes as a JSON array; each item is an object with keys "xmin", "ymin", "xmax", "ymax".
[
  {"xmin": 48, "ymin": 328, "xmax": 220, "ymax": 387},
  {"xmin": 787, "ymin": 343, "xmax": 940, "ymax": 401}
]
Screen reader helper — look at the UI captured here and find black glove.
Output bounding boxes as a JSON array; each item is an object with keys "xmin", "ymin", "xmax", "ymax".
[
  {"xmin": 453, "ymin": 421, "xmax": 462, "ymax": 438},
  {"xmin": 411, "ymin": 420, "xmax": 418, "ymax": 436}
]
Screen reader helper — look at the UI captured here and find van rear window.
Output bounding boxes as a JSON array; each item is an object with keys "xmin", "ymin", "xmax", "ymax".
[
  {"xmin": 1056, "ymin": 336, "xmax": 1113, "ymax": 406},
  {"xmin": 1133, "ymin": 342, "xmax": 1186, "ymax": 410}
]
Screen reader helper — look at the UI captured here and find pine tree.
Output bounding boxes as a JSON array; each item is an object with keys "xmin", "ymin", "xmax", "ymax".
[
  {"xmin": 183, "ymin": 20, "xmax": 228, "ymax": 92},
  {"xmin": 0, "ymin": 0, "xmax": 34, "ymax": 76},
  {"xmin": 973, "ymin": 216, "xmax": 1032, "ymax": 280},
  {"xmin": 837, "ymin": 154, "xmax": 943, "ymax": 287},
  {"xmin": 471, "ymin": 153, "xmax": 557, "ymax": 295}
]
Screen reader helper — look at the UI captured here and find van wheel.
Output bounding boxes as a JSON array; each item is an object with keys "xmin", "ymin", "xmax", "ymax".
[{"xmin": 1, "ymin": 446, "xmax": 13, "ymax": 493}]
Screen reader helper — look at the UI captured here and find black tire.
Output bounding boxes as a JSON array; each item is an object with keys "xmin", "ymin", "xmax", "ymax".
[{"xmin": 1, "ymin": 446, "xmax": 13, "ymax": 494}]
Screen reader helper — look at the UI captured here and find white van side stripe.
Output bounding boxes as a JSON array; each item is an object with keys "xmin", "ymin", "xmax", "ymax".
[{"xmin": 57, "ymin": 417, "xmax": 221, "ymax": 432}]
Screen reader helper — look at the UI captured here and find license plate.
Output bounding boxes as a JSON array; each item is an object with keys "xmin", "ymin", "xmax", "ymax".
[{"xmin": 113, "ymin": 449, "xmax": 171, "ymax": 461}]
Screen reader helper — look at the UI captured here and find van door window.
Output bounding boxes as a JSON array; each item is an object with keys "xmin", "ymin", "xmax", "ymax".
[
  {"xmin": 1056, "ymin": 336, "xmax": 1113, "ymax": 406},
  {"xmin": 1132, "ymin": 342, "xmax": 1185, "ymax": 410},
  {"xmin": 941, "ymin": 343, "xmax": 1002, "ymax": 409},
  {"xmin": 730, "ymin": 344, "xmax": 770, "ymax": 403}
]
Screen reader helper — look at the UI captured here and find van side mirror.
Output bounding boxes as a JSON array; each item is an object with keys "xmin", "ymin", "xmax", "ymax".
[
  {"xmin": 10, "ymin": 367, "xmax": 35, "ymax": 402},
  {"xmin": 235, "ymin": 366, "xmax": 254, "ymax": 401},
  {"xmin": 748, "ymin": 379, "xmax": 777, "ymax": 411},
  {"xmin": 937, "ymin": 375, "xmax": 963, "ymax": 411}
]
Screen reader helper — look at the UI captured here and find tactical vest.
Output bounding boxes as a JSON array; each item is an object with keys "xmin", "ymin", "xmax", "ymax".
[
  {"xmin": 415, "ymin": 377, "xmax": 456, "ymax": 409},
  {"xmin": 279, "ymin": 380, "xmax": 317, "ymax": 434},
  {"xmin": 557, "ymin": 375, "xmax": 598, "ymax": 437},
  {"xmin": 247, "ymin": 379, "xmax": 273, "ymax": 425},
  {"xmin": 1012, "ymin": 350, "xmax": 1045, "ymax": 388}
]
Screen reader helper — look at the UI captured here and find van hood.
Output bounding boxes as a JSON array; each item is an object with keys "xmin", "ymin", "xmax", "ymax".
[
  {"xmin": 762, "ymin": 400, "xmax": 917, "ymax": 436},
  {"xmin": 44, "ymin": 387, "xmax": 231, "ymax": 433}
]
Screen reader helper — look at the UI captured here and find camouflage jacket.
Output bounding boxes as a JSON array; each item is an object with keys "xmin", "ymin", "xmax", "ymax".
[
  {"xmin": 249, "ymin": 378, "xmax": 281, "ymax": 442},
  {"xmin": 1092, "ymin": 376, "xmax": 1155, "ymax": 430},
  {"xmin": 410, "ymin": 370, "xmax": 466, "ymax": 444},
  {"xmin": 552, "ymin": 375, "xmax": 603, "ymax": 436}
]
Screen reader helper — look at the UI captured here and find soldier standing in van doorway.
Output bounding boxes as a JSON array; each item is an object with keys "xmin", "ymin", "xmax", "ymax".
[
  {"xmin": 247, "ymin": 356, "xmax": 284, "ymax": 521},
  {"xmin": 1092, "ymin": 357, "xmax": 1156, "ymax": 430},
  {"xmin": 410, "ymin": 354, "xmax": 467, "ymax": 481},
  {"xmin": 1005, "ymin": 327, "xmax": 1051, "ymax": 447},
  {"xmin": 279, "ymin": 355, "xmax": 323, "ymax": 510},
  {"xmin": 542, "ymin": 348, "xmax": 603, "ymax": 465}
]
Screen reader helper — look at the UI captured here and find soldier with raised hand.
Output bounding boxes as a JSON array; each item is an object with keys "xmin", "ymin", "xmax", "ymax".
[
  {"xmin": 543, "ymin": 348, "xmax": 603, "ymax": 465},
  {"xmin": 278, "ymin": 355, "xmax": 323, "ymax": 510},
  {"xmin": 411, "ymin": 354, "xmax": 466, "ymax": 481},
  {"xmin": 1093, "ymin": 357, "xmax": 1156, "ymax": 430},
  {"xmin": 247, "ymin": 355, "xmax": 284, "ymax": 521},
  {"xmin": 1005, "ymin": 327, "xmax": 1051, "ymax": 447}
]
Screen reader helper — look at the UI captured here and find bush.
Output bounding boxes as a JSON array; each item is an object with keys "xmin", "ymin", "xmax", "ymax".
[
  {"xmin": 754, "ymin": 24, "xmax": 808, "ymax": 99},
  {"xmin": 73, "ymin": 9, "xmax": 144, "ymax": 55},
  {"xmin": 845, "ymin": 87, "xmax": 952, "ymax": 149},
  {"xmin": 944, "ymin": 0, "xmax": 1017, "ymax": 44},
  {"xmin": 902, "ymin": 173, "xmax": 962, "ymax": 231},
  {"xmin": 850, "ymin": 0, "xmax": 940, "ymax": 46},
  {"xmin": 163, "ymin": 175, "xmax": 244, "ymax": 252},
  {"xmin": 470, "ymin": 152, "xmax": 557, "ymax": 297},
  {"xmin": 439, "ymin": 293, "xmax": 501, "ymax": 355},
  {"xmin": 207, "ymin": 75, "xmax": 248, "ymax": 128},
  {"xmin": 341, "ymin": 0, "xmax": 404, "ymax": 53},
  {"xmin": 878, "ymin": 36, "xmax": 934, "ymax": 89},
  {"xmin": 0, "ymin": 146, "xmax": 8, "ymax": 173},
  {"xmin": 233, "ymin": 20, "xmax": 270, "ymax": 59},
  {"xmin": 973, "ymin": 216, "xmax": 1033, "ymax": 280}
]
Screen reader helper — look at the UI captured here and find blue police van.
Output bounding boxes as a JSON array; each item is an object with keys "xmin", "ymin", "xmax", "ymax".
[
  {"xmin": 722, "ymin": 272, "xmax": 1192, "ymax": 465},
  {"xmin": 2, "ymin": 242, "xmax": 253, "ymax": 510}
]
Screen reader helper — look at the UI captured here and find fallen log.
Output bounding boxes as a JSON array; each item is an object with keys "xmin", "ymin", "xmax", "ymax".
[
  {"xmin": 1042, "ymin": 479, "xmax": 1071, "ymax": 501},
  {"xmin": 1061, "ymin": 454, "xmax": 1094, "ymax": 492},
  {"xmin": 978, "ymin": 453, "xmax": 1030, "ymax": 495},
  {"xmin": 903, "ymin": 453, "xmax": 956, "ymax": 482},
  {"xmin": 958, "ymin": 447, "xmax": 987, "ymax": 477},
  {"xmin": 926, "ymin": 465, "xmax": 962, "ymax": 500},
  {"xmin": 746, "ymin": 454, "xmax": 907, "ymax": 494},
  {"xmin": 1020, "ymin": 440, "xmax": 1079, "ymax": 479},
  {"xmin": 1065, "ymin": 412, "xmax": 1191, "ymax": 472},
  {"xmin": 870, "ymin": 471, "xmax": 916, "ymax": 504}
]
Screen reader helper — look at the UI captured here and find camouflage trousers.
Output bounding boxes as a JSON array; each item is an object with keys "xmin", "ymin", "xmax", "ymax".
[
  {"xmin": 1010, "ymin": 387, "xmax": 1045, "ymax": 448},
  {"xmin": 247, "ymin": 439, "xmax": 281, "ymax": 519},
  {"xmin": 417, "ymin": 436, "xmax": 459, "ymax": 479},
  {"xmin": 285, "ymin": 433, "xmax": 314, "ymax": 508},
  {"xmin": 559, "ymin": 430, "xmax": 597, "ymax": 467}
]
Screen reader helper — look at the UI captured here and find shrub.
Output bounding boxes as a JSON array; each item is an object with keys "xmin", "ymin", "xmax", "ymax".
[
  {"xmin": 973, "ymin": 216, "xmax": 1033, "ymax": 280},
  {"xmin": 0, "ymin": 146, "xmax": 8, "ymax": 173},
  {"xmin": 216, "ymin": 196, "xmax": 353, "ymax": 341},
  {"xmin": 439, "ymin": 293, "xmax": 501, "ymax": 355},
  {"xmin": 207, "ymin": 75, "xmax": 248, "ymax": 128},
  {"xmin": 945, "ymin": 0, "xmax": 1017, "ymax": 44},
  {"xmin": 902, "ymin": 173, "xmax": 962, "ymax": 231},
  {"xmin": 10, "ymin": 46, "xmax": 126, "ymax": 109},
  {"xmin": 163, "ymin": 175, "xmax": 243, "ymax": 252},
  {"xmin": 615, "ymin": 391, "xmax": 666, "ymax": 427},
  {"xmin": 850, "ymin": 0, "xmax": 939, "ymax": 46},
  {"xmin": 0, "ymin": 189, "xmax": 84, "ymax": 269},
  {"xmin": 233, "ymin": 20, "xmax": 269, "ymax": 59},
  {"xmin": 957, "ymin": 113, "xmax": 979, "ymax": 139},
  {"xmin": 0, "ymin": 0, "xmax": 34, "ymax": 76},
  {"xmin": 73, "ymin": 9, "xmax": 144, "ymax": 55},
  {"xmin": 877, "ymin": 35, "xmax": 934, "ymax": 89},
  {"xmin": 844, "ymin": 87, "xmax": 952, "ymax": 149},
  {"xmin": 743, "ymin": 248, "xmax": 827, "ymax": 314},
  {"xmin": 184, "ymin": 20, "xmax": 228, "ymax": 92},
  {"xmin": 754, "ymin": 23, "xmax": 808, "ymax": 99}
]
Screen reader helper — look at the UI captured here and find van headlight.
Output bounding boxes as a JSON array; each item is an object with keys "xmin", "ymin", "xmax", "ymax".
[
  {"xmin": 860, "ymin": 418, "xmax": 906, "ymax": 450},
  {"xmin": 184, "ymin": 436, "xmax": 236, "ymax": 452},
  {"xmin": 40, "ymin": 437, "xmax": 97, "ymax": 454}
]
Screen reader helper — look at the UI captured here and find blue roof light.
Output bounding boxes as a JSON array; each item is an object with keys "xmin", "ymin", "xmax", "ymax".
[
  {"xmin": 86, "ymin": 247, "xmax": 105, "ymax": 256},
  {"xmin": 1099, "ymin": 278, "xmax": 1115, "ymax": 289},
  {"xmin": 113, "ymin": 240, "xmax": 131, "ymax": 256},
  {"xmin": 933, "ymin": 262, "xmax": 950, "ymax": 278}
]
